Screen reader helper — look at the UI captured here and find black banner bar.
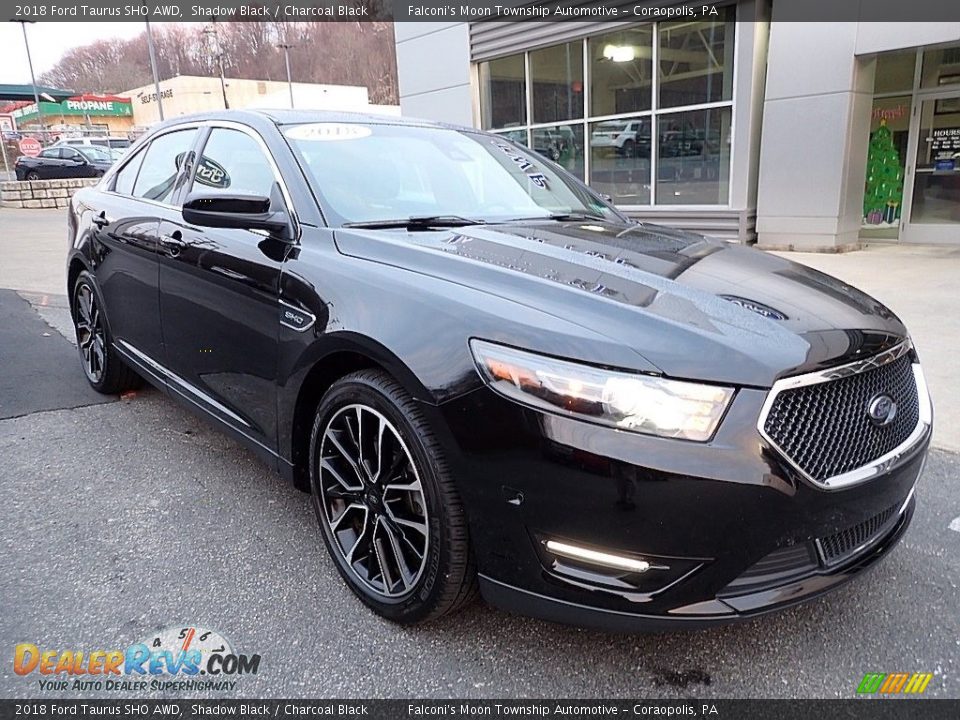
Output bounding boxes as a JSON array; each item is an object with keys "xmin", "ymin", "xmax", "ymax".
[
  {"xmin": 6, "ymin": 0, "xmax": 960, "ymax": 23},
  {"xmin": 1, "ymin": 700, "xmax": 960, "ymax": 720}
]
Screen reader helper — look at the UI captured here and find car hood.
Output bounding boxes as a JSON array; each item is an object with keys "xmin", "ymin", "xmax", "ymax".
[{"xmin": 334, "ymin": 220, "xmax": 907, "ymax": 387}]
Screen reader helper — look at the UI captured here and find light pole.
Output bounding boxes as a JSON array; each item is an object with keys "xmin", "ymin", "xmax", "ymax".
[
  {"xmin": 143, "ymin": 8, "xmax": 165, "ymax": 121},
  {"xmin": 14, "ymin": 20, "xmax": 46, "ymax": 139},
  {"xmin": 204, "ymin": 20, "xmax": 229, "ymax": 109},
  {"xmin": 278, "ymin": 43, "xmax": 295, "ymax": 109}
]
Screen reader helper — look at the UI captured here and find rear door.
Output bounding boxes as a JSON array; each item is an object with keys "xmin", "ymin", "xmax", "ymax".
[
  {"xmin": 34, "ymin": 148, "xmax": 63, "ymax": 178},
  {"xmin": 90, "ymin": 127, "xmax": 199, "ymax": 379},
  {"xmin": 157, "ymin": 124, "xmax": 291, "ymax": 451}
]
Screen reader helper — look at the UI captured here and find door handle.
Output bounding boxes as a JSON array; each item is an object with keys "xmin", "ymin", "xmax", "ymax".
[
  {"xmin": 91, "ymin": 211, "xmax": 110, "ymax": 229},
  {"xmin": 160, "ymin": 231, "xmax": 185, "ymax": 256}
]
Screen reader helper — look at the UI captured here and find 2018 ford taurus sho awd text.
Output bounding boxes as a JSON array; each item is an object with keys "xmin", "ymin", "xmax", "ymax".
[{"xmin": 66, "ymin": 110, "xmax": 933, "ymax": 629}]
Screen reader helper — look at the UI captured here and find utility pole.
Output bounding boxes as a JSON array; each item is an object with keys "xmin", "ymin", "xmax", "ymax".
[
  {"xmin": 144, "ymin": 9, "xmax": 165, "ymax": 121},
  {"xmin": 205, "ymin": 20, "xmax": 229, "ymax": 109},
  {"xmin": 278, "ymin": 43, "xmax": 295, "ymax": 109},
  {"xmin": 15, "ymin": 20, "xmax": 46, "ymax": 140}
]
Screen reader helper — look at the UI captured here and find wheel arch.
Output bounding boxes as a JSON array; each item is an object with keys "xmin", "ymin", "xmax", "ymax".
[
  {"xmin": 285, "ymin": 333, "xmax": 438, "ymax": 491},
  {"xmin": 67, "ymin": 255, "xmax": 93, "ymax": 313}
]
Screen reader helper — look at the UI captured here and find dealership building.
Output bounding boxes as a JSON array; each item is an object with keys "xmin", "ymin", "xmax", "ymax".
[
  {"xmin": 118, "ymin": 75, "xmax": 389, "ymax": 127},
  {"xmin": 393, "ymin": 3, "xmax": 960, "ymax": 249}
]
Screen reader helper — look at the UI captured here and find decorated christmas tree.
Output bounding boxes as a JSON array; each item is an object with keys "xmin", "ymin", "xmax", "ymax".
[{"xmin": 863, "ymin": 118, "xmax": 904, "ymax": 225}]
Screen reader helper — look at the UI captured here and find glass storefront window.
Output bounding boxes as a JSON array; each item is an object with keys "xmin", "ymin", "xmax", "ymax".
[
  {"xmin": 861, "ymin": 96, "xmax": 910, "ymax": 237},
  {"xmin": 910, "ymin": 96, "xmax": 960, "ymax": 224},
  {"xmin": 589, "ymin": 116, "xmax": 652, "ymax": 204},
  {"xmin": 655, "ymin": 107, "xmax": 731, "ymax": 205},
  {"xmin": 532, "ymin": 123, "xmax": 585, "ymax": 180},
  {"xmin": 530, "ymin": 42, "xmax": 583, "ymax": 124},
  {"xmin": 920, "ymin": 44, "xmax": 960, "ymax": 89},
  {"xmin": 479, "ymin": 55, "xmax": 526, "ymax": 130},
  {"xmin": 479, "ymin": 18, "xmax": 735, "ymax": 207},
  {"xmin": 588, "ymin": 26, "xmax": 653, "ymax": 117},
  {"xmin": 874, "ymin": 51, "xmax": 917, "ymax": 94},
  {"xmin": 658, "ymin": 8, "xmax": 735, "ymax": 109}
]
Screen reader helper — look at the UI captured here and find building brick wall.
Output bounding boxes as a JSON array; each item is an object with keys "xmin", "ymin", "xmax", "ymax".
[{"xmin": 0, "ymin": 178, "xmax": 99, "ymax": 209}]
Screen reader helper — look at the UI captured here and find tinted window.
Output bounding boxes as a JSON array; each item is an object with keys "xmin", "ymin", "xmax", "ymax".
[
  {"xmin": 191, "ymin": 128, "xmax": 275, "ymax": 198},
  {"xmin": 133, "ymin": 129, "xmax": 197, "ymax": 205},
  {"xmin": 113, "ymin": 147, "xmax": 147, "ymax": 196},
  {"xmin": 108, "ymin": 139, "xmax": 131, "ymax": 148},
  {"xmin": 38, "ymin": 148, "xmax": 59, "ymax": 159},
  {"xmin": 90, "ymin": 139, "xmax": 108, "ymax": 147},
  {"xmin": 62, "ymin": 148, "xmax": 83, "ymax": 161}
]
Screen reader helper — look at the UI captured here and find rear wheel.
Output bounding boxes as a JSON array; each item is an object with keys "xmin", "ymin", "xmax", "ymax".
[
  {"xmin": 71, "ymin": 270, "xmax": 141, "ymax": 394},
  {"xmin": 26, "ymin": 171, "xmax": 40, "ymax": 181},
  {"xmin": 309, "ymin": 369, "xmax": 477, "ymax": 624}
]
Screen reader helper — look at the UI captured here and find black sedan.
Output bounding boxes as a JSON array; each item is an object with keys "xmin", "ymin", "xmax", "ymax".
[
  {"xmin": 65, "ymin": 111, "xmax": 932, "ymax": 629},
  {"xmin": 16, "ymin": 144, "xmax": 113, "ymax": 181}
]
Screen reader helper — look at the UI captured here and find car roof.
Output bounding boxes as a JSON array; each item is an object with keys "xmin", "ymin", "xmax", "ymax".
[{"xmin": 150, "ymin": 108, "xmax": 476, "ymax": 135}]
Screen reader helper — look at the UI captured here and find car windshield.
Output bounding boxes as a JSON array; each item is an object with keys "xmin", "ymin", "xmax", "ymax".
[
  {"xmin": 78, "ymin": 146, "xmax": 112, "ymax": 162},
  {"xmin": 283, "ymin": 122, "xmax": 619, "ymax": 226}
]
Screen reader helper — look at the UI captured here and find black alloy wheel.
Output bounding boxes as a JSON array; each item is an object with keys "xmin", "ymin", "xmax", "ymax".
[
  {"xmin": 310, "ymin": 370, "xmax": 477, "ymax": 623},
  {"xmin": 71, "ymin": 270, "xmax": 141, "ymax": 394}
]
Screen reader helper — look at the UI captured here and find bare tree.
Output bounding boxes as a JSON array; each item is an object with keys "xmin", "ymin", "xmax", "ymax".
[{"xmin": 38, "ymin": 21, "xmax": 399, "ymax": 104}]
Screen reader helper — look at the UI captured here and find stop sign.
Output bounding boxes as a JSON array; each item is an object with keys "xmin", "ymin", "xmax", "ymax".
[{"xmin": 18, "ymin": 137, "xmax": 41, "ymax": 157}]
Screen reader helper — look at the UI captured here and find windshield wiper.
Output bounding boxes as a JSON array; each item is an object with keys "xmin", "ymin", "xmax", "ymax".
[
  {"xmin": 342, "ymin": 215, "xmax": 486, "ymax": 230},
  {"xmin": 501, "ymin": 212, "xmax": 607, "ymax": 223},
  {"xmin": 547, "ymin": 212, "xmax": 607, "ymax": 222}
]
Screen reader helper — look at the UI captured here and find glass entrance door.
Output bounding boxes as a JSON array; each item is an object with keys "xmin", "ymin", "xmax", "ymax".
[{"xmin": 902, "ymin": 91, "xmax": 960, "ymax": 243}]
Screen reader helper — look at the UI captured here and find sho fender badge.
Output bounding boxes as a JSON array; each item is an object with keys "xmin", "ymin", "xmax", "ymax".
[{"xmin": 279, "ymin": 300, "xmax": 316, "ymax": 333}]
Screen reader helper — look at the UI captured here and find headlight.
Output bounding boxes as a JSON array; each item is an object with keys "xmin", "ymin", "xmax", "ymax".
[{"xmin": 470, "ymin": 340, "xmax": 734, "ymax": 442}]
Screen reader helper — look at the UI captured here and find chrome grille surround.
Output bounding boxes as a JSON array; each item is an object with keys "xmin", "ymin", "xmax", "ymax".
[{"xmin": 757, "ymin": 340, "xmax": 932, "ymax": 490}]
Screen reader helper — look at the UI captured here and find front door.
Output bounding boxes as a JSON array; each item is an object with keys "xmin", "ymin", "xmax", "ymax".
[
  {"xmin": 901, "ymin": 90, "xmax": 960, "ymax": 243},
  {"xmin": 158, "ymin": 125, "xmax": 289, "ymax": 453}
]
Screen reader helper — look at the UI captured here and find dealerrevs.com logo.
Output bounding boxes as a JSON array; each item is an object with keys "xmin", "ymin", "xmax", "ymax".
[{"xmin": 13, "ymin": 626, "xmax": 261, "ymax": 693}]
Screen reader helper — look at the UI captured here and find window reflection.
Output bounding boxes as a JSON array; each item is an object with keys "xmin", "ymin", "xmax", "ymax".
[
  {"xmin": 533, "ymin": 124, "xmax": 584, "ymax": 180},
  {"xmin": 480, "ymin": 55, "xmax": 526, "ymax": 130},
  {"xmin": 658, "ymin": 9, "xmax": 734, "ymax": 109},
  {"xmin": 589, "ymin": 117, "xmax": 651, "ymax": 204},
  {"xmin": 531, "ymin": 42, "xmax": 583, "ymax": 124},
  {"xmin": 589, "ymin": 26, "xmax": 653, "ymax": 117},
  {"xmin": 656, "ymin": 107, "xmax": 731, "ymax": 205}
]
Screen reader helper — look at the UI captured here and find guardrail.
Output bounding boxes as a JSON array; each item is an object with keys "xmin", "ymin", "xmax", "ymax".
[{"xmin": 1, "ymin": 178, "xmax": 99, "ymax": 209}]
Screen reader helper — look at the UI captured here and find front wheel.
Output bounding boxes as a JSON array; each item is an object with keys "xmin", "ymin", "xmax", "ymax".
[{"xmin": 309, "ymin": 370, "xmax": 477, "ymax": 624}]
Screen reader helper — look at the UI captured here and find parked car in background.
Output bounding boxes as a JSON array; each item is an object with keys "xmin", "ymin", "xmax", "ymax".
[
  {"xmin": 591, "ymin": 118, "xmax": 651, "ymax": 158},
  {"xmin": 16, "ymin": 145, "xmax": 114, "ymax": 181},
  {"xmin": 53, "ymin": 136, "xmax": 132, "ymax": 151}
]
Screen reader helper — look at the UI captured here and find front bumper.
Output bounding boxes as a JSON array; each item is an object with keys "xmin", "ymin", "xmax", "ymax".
[{"xmin": 433, "ymin": 379, "xmax": 929, "ymax": 630}]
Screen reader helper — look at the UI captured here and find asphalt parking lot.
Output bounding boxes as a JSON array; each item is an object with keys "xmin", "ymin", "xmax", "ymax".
[{"xmin": 1, "ymin": 209, "xmax": 959, "ymax": 699}]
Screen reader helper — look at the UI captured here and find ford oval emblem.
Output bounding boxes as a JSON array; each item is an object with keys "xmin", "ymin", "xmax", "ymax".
[{"xmin": 867, "ymin": 394, "xmax": 897, "ymax": 427}]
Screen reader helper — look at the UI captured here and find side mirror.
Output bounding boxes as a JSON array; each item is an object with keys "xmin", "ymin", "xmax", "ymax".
[
  {"xmin": 72, "ymin": 156, "xmax": 87, "ymax": 164},
  {"xmin": 182, "ymin": 184, "xmax": 295, "ymax": 242}
]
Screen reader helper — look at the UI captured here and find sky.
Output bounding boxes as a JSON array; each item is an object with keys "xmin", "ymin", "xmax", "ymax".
[{"xmin": 0, "ymin": 22, "xmax": 168, "ymax": 86}]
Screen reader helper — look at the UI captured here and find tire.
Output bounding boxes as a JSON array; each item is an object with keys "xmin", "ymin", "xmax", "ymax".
[
  {"xmin": 71, "ymin": 270, "xmax": 142, "ymax": 395},
  {"xmin": 309, "ymin": 369, "xmax": 477, "ymax": 624},
  {"xmin": 621, "ymin": 140, "xmax": 636, "ymax": 159},
  {"xmin": 26, "ymin": 171, "xmax": 41, "ymax": 181}
]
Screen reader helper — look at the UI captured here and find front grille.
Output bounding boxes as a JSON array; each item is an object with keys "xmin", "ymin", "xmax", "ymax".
[
  {"xmin": 719, "ymin": 543, "xmax": 818, "ymax": 596},
  {"xmin": 817, "ymin": 502, "xmax": 900, "ymax": 567},
  {"xmin": 763, "ymin": 353, "xmax": 919, "ymax": 483}
]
